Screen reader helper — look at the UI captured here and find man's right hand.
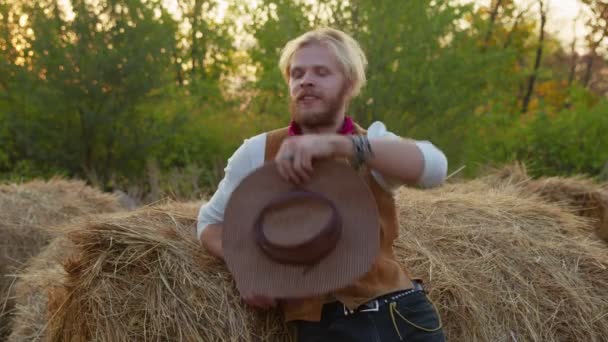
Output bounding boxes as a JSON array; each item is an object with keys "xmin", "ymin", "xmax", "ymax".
[
  {"xmin": 241, "ymin": 292, "xmax": 277, "ymax": 310},
  {"xmin": 200, "ymin": 224, "xmax": 277, "ymax": 310},
  {"xmin": 200, "ymin": 223, "xmax": 225, "ymax": 260}
]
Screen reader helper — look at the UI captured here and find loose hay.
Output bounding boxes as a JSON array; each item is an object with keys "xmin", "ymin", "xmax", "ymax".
[
  {"xmin": 0, "ymin": 178, "xmax": 122, "ymax": 338},
  {"xmin": 17, "ymin": 182, "xmax": 608, "ymax": 342}
]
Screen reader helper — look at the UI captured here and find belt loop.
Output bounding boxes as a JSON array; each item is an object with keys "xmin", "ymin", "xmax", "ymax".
[
  {"xmin": 343, "ymin": 304, "xmax": 354, "ymax": 316},
  {"xmin": 413, "ymin": 279, "xmax": 425, "ymax": 293}
]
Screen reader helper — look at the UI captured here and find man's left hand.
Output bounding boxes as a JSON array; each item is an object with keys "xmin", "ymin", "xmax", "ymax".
[{"xmin": 275, "ymin": 135, "xmax": 349, "ymax": 184}]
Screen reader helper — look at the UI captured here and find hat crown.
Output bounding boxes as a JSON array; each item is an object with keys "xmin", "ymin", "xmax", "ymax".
[{"xmin": 254, "ymin": 190, "xmax": 342, "ymax": 265}]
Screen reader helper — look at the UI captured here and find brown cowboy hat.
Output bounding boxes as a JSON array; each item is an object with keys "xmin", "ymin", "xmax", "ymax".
[{"xmin": 222, "ymin": 159, "xmax": 380, "ymax": 298}]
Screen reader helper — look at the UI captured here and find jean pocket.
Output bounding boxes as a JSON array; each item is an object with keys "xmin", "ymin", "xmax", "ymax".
[{"xmin": 390, "ymin": 293, "xmax": 443, "ymax": 334}]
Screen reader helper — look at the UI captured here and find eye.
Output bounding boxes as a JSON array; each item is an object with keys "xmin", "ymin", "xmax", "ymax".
[
  {"xmin": 291, "ymin": 68, "xmax": 303, "ymax": 79},
  {"xmin": 316, "ymin": 67, "xmax": 329, "ymax": 76}
]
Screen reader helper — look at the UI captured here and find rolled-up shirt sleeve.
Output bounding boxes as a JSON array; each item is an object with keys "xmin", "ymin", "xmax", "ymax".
[
  {"xmin": 415, "ymin": 140, "xmax": 448, "ymax": 188},
  {"xmin": 367, "ymin": 121, "xmax": 447, "ymax": 192},
  {"xmin": 196, "ymin": 133, "xmax": 266, "ymax": 239}
]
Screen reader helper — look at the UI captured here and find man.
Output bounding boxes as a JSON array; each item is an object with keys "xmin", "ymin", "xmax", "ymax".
[{"xmin": 198, "ymin": 28, "xmax": 448, "ymax": 341}]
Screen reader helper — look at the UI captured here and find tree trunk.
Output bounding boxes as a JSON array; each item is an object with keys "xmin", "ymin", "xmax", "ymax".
[
  {"xmin": 582, "ymin": 3, "xmax": 608, "ymax": 88},
  {"xmin": 173, "ymin": 49, "xmax": 183, "ymax": 86},
  {"xmin": 191, "ymin": 0, "xmax": 200, "ymax": 81},
  {"xmin": 482, "ymin": 0, "xmax": 503, "ymax": 51},
  {"xmin": 78, "ymin": 107, "xmax": 98, "ymax": 186},
  {"xmin": 582, "ymin": 30, "xmax": 606, "ymax": 88},
  {"xmin": 521, "ymin": 0, "xmax": 546, "ymax": 114},
  {"xmin": 600, "ymin": 161, "xmax": 608, "ymax": 181},
  {"xmin": 567, "ymin": 24, "xmax": 578, "ymax": 87}
]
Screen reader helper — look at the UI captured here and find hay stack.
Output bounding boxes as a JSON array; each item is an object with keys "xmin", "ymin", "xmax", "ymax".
[
  {"xmin": 0, "ymin": 178, "xmax": 121, "ymax": 338},
  {"xmin": 15, "ymin": 183, "xmax": 608, "ymax": 341},
  {"xmin": 480, "ymin": 162, "xmax": 530, "ymax": 186},
  {"xmin": 12, "ymin": 201, "xmax": 291, "ymax": 342},
  {"xmin": 481, "ymin": 164, "xmax": 608, "ymax": 242},
  {"xmin": 524, "ymin": 177, "xmax": 608, "ymax": 241},
  {"xmin": 8, "ymin": 237, "xmax": 72, "ymax": 341},
  {"xmin": 395, "ymin": 182, "xmax": 608, "ymax": 341}
]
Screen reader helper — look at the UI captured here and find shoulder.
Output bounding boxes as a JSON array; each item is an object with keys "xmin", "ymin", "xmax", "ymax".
[
  {"xmin": 227, "ymin": 132, "xmax": 267, "ymax": 171},
  {"xmin": 240, "ymin": 132, "xmax": 267, "ymax": 155}
]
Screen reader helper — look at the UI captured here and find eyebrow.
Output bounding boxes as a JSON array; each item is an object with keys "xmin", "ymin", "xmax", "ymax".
[{"xmin": 291, "ymin": 64, "xmax": 331, "ymax": 70}]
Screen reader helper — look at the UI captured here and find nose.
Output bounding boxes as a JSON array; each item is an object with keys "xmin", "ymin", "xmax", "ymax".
[{"xmin": 299, "ymin": 71, "xmax": 314, "ymax": 89}]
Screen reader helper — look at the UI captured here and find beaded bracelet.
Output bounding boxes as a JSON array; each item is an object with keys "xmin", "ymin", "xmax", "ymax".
[{"xmin": 349, "ymin": 135, "xmax": 374, "ymax": 170}]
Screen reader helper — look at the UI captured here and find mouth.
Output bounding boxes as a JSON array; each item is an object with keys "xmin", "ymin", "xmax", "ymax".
[{"xmin": 297, "ymin": 95, "xmax": 321, "ymax": 103}]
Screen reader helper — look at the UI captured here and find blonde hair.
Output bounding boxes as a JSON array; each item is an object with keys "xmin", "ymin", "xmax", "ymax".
[{"xmin": 278, "ymin": 28, "xmax": 368, "ymax": 97}]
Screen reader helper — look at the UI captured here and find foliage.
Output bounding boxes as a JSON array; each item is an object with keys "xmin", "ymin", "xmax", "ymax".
[
  {"xmin": 0, "ymin": 0, "xmax": 607, "ymax": 200},
  {"xmin": 465, "ymin": 85, "xmax": 607, "ymax": 178}
]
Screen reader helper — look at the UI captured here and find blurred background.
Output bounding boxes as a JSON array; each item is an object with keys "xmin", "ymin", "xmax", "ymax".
[{"xmin": 0, "ymin": 0, "xmax": 606, "ymax": 202}]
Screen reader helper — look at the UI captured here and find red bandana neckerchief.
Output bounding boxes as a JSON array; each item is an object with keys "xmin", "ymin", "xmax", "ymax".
[{"xmin": 288, "ymin": 116, "xmax": 356, "ymax": 136}]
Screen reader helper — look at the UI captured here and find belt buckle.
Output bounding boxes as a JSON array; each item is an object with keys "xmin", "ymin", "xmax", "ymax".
[{"xmin": 358, "ymin": 300, "xmax": 380, "ymax": 312}]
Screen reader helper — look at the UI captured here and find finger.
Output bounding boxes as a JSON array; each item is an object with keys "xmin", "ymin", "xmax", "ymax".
[
  {"xmin": 292, "ymin": 149, "xmax": 311, "ymax": 183},
  {"xmin": 283, "ymin": 155, "xmax": 301, "ymax": 184},
  {"xmin": 275, "ymin": 159, "xmax": 289, "ymax": 182},
  {"xmin": 301, "ymin": 151, "xmax": 314, "ymax": 175}
]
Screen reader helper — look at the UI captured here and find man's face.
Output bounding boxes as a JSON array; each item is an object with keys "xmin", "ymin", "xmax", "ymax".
[{"xmin": 288, "ymin": 43, "xmax": 351, "ymax": 129}]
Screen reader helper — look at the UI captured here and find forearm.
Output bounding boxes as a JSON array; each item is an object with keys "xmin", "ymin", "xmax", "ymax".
[
  {"xmin": 330, "ymin": 135, "xmax": 425, "ymax": 186},
  {"xmin": 200, "ymin": 223, "xmax": 224, "ymax": 260}
]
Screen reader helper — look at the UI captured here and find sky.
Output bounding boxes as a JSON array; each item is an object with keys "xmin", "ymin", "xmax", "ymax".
[
  {"xmin": 468, "ymin": 0, "xmax": 590, "ymax": 52},
  {"xmin": 56, "ymin": 0, "xmax": 591, "ymax": 52}
]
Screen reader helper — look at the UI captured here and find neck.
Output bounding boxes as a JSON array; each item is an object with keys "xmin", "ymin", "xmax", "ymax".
[{"xmin": 299, "ymin": 112, "xmax": 346, "ymax": 135}]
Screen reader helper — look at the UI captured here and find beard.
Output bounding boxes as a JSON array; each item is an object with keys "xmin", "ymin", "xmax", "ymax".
[{"xmin": 289, "ymin": 85, "xmax": 349, "ymax": 130}]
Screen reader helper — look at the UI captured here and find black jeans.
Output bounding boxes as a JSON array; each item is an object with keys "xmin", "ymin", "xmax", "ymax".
[{"xmin": 295, "ymin": 289, "xmax": 446, "ymax": 342}]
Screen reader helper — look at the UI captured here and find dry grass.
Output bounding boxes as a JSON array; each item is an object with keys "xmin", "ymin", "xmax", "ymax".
[
  {"xmin": 0, "ymin": 178, "xmax": 121, "ymax": 338},
  {"xmin": 481, "ymin": 163, "xmax": 608, "ymax": 242},
  {"xmin": 395, "ymin": 182, "xmax": 608, "ymax": 342},
  {"xmin": 13, "ymin": 201, "xmax": 290, "ymax": 342},
  {"xmin": 8, "ymin": 237, "xmax": 73, "ymax": 341},
  {"xmin": 11, "ymin": 180, "xmax": 608, "ymax": 342}
]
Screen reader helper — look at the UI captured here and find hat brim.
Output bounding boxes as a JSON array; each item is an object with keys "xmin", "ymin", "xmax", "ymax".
[{"xmin": 223, "ymin": 159, "xmax": 380, "ymax": 298}]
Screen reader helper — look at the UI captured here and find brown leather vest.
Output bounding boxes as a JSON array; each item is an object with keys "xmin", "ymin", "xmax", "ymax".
[{"xmin": 264, "ymin": 125, "xmax": 412, "ymax": 322}]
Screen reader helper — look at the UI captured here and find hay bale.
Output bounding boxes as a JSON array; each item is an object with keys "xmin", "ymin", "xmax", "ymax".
[
  {"xmin": 0, "ymin": 178, "xmax": 122, "ymax": 338},
  {"xmin": 524, "ymin": 177, "xmax": 608, "ymax": 241},
  {"xmin": 8, "ymin": 237, "xmax": 72, "ymax": 342},
  {"xmin": 482, "ymin": 164, "xmax": 608, "ymax": 242},
  {"xmin": 394, "ymin": 184, "xmax": 608, "ymax": 341},
  {"xmin": 17, "ymin": 184, "xmax": 608, "ymax": 341},
  {"xmin": 480, "ymin": 162, "xmax": 530, "ymax": 186},
  {"xmin": 20, "ymin": 201, "xmax": 291, "ymax": 342}
]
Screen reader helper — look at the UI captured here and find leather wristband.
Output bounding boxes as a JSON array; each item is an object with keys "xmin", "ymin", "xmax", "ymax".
[{"xmin": 349, "ymin": 135, "xmax": 374, "ymax": 170}]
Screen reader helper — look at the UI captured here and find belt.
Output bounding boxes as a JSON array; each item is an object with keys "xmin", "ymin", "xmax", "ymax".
[{"xmin": 340, "ymin": 281, "xmax": 426, "ymax": 316}]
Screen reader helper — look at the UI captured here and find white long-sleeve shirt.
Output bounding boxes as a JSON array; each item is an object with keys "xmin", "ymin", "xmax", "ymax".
[{"xmin": 197, "ymin": 121, "xmax": 448, "ymax": 238}]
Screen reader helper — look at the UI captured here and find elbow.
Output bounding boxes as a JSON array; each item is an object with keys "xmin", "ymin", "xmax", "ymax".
[
  {"xmin": 417, "ymin": 146, "xmax": 448, "ymax": 189},
  {"xmin": 199, "ymin": 226, "xmax": 212, "ymax": 248},
  {"xmin": 198, "ymin": 223, "xmax": 224, "ymax": 259},
  {"xmin": 199, "ymin": 223, "xmax": 217, "ymax": 248}
]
